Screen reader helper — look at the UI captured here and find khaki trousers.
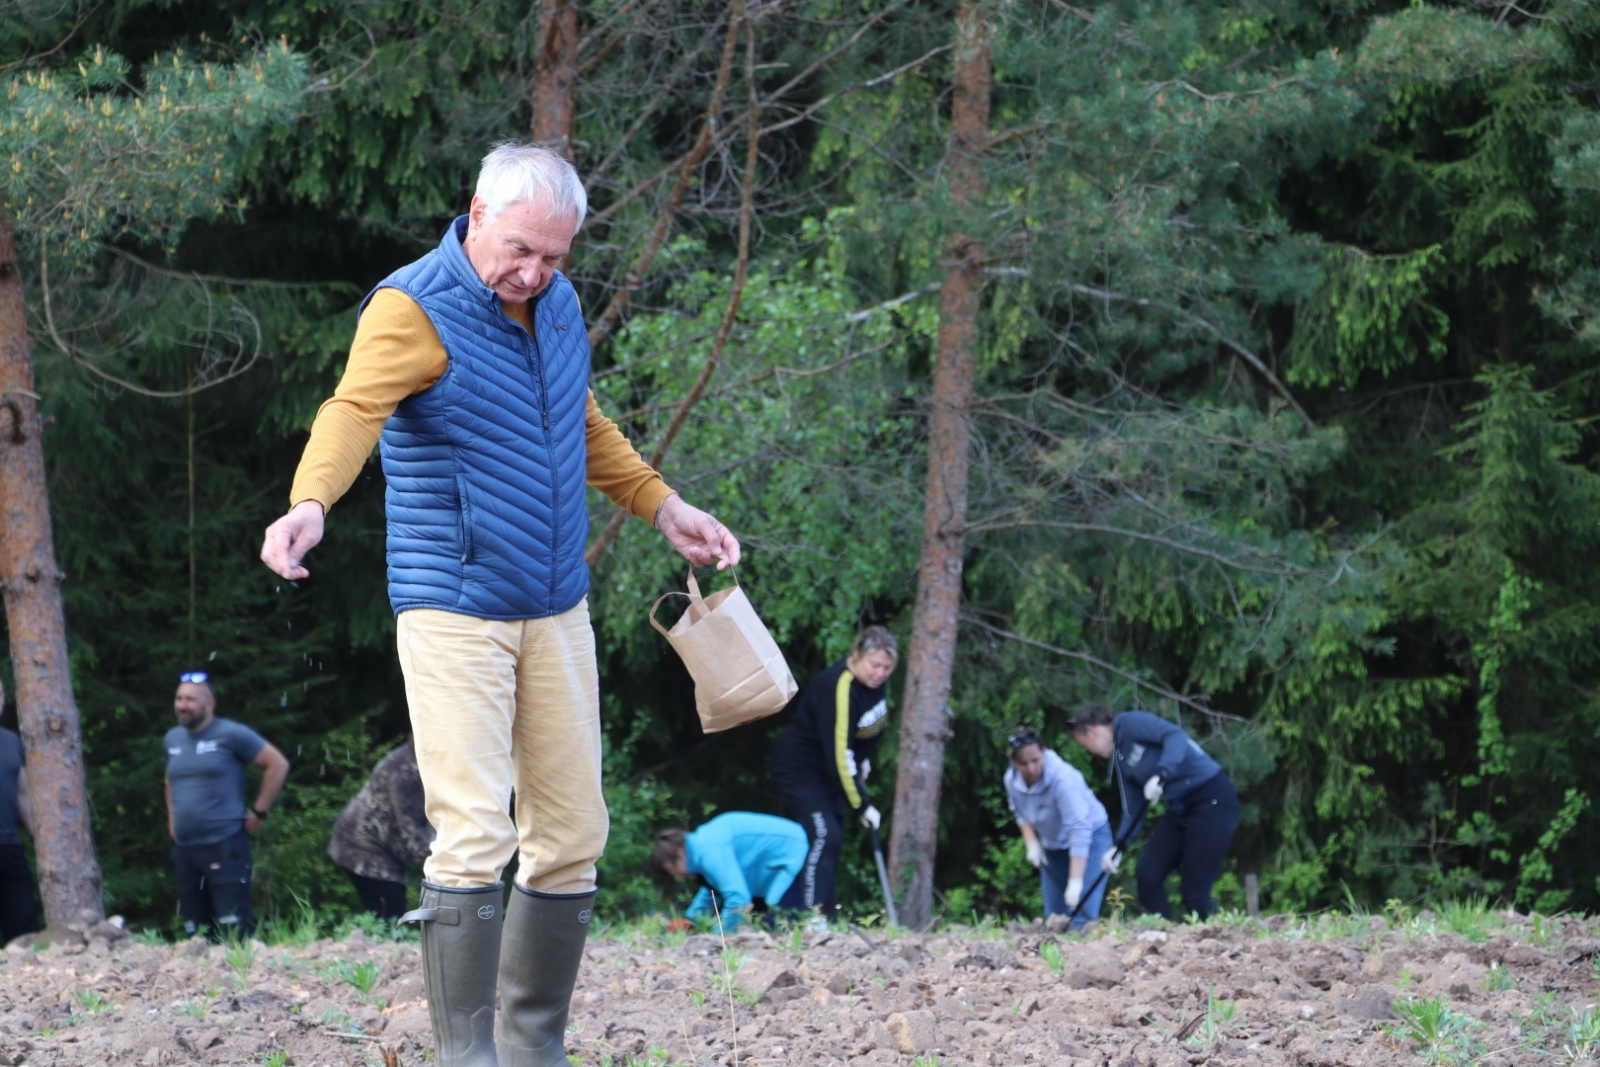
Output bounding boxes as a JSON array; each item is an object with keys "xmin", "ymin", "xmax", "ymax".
[{"xmin": 397, "ymin": 602, "xmax": 607, "ymax": 894}]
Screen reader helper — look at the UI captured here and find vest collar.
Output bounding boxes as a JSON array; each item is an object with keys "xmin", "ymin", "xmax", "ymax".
[{"xmin": 440, "ymin": 215, "xmax": 503, "ymax": 311}]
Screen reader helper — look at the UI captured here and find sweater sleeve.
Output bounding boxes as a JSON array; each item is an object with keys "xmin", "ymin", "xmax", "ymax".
[
  {"xmin": 290, "ymin": 289, "xmax": 448, "ymax": 512},
  {"xmin": 585, "ymin": 393, "xmax": 676, "ymax": 521},
  {"xmin": 693, "ymin": 846, "xmax": 751, "ymax": 930},
  {"xmin": 832, "ymin": 672, "xmax": 863, "ymax": 809}
]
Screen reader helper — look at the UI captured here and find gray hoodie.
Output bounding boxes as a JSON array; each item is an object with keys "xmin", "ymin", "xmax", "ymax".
[{"xmin": 1004, "ymin": 749, "xmax": 1109, "ymax": 856}]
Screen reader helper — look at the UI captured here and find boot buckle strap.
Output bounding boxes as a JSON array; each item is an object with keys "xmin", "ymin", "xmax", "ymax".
[{"xmin": 399, "ymin": 906, "xmax": 460, "ymax": 926}]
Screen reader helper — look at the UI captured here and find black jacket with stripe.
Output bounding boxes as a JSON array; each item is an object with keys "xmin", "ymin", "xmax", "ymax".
[{"xmin": 768, "ymin": 658, "xmax": 890, "ymax": 811}]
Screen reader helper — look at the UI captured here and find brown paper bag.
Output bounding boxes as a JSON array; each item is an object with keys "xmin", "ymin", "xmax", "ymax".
[{"xmin": 649, "ymin": 568, "xmax": 797, "ymax": 733}]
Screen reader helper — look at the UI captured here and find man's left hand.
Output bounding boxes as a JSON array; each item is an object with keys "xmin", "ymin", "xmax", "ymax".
[
  {"xmin": 656, "ymin": 495, "xmax": 741, "ymax": 570},
  {"xmin": 859, "ymin": 805, "xmax": 882, "ymax": 831},
  {"xmin": 244, "ymin": 813, "xmax": 264, "ymax": 834}
]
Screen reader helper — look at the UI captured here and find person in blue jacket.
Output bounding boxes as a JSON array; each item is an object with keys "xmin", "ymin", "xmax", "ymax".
[
  {"xmin": 647, "ymin": 813, "xmax": 811, "ymax": 931},
  {"xmin": 1003, "ymin": 728, "xmax": 1112, "ymax": 929},
  {"xmin": 1070, "ymin": 704, "xmax": 1239, "ymax": 921}
]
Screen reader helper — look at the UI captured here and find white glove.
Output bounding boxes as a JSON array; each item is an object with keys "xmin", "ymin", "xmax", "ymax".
[
  {"xmin": 1025, "ymin": 839, "xmax": 1044, "ymax": 868},
  {"xmin": 845, "ymin": 750, "xmax": 859, "ymax": 778},
  {"xmin": 1143, "ymin": 776, "xmax": 1164, "ymax": 804},
  {"xmin": 1064, "ymin": 878, "xmax": 1084, "ymax": 909},
  {"xmin": 859, "ymin": 805, "xmax": 882, "ymax": 830},
  {"xmin": 860, "ymin": 759, "xmax": 871, "ymax": 781},
  {"xmin": 1101, "ymin": 848, "xmax": 1122, "ymax": 874}
]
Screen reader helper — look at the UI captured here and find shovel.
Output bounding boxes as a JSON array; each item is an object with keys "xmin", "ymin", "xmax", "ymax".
[
  {"xmin": 858, "ymin": 774, "xmax": 900, "ymax": 928},
  {"xmin": 1066, "ymin": 798, "xmax": 1148, "ymax": 926}
]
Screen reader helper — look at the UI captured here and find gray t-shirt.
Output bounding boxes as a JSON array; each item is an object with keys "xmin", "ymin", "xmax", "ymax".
[
  {"xmin": 0, "ymin": 729, "xmax": 24, "ymax": 847},
  {"xmin": 164, "ymin": 718, "xmax": 266, "ymax": 847}
]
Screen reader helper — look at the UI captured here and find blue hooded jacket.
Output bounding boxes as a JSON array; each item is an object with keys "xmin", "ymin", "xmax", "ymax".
[
  {"xmin": 367, "ymin": 216, "xmax": 592, "ymax": 620},
  {"xmin": 1110, "ymin": 710, "xmax": 1223, "ymax": 839},
  {"xmin": 684, "ymin": 813, "xmax": 810, "ymax": 930}
]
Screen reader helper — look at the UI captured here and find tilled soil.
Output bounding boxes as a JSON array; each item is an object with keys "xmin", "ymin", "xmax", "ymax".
[{"xmin": 0, "ymin": 912, "xmax": 1593, "ymax": 1065}]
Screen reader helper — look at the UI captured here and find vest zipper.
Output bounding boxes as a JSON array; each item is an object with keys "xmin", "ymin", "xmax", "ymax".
[{"xmin": 526, "ymin": 310, "xmax": 559, "ymax": 614}]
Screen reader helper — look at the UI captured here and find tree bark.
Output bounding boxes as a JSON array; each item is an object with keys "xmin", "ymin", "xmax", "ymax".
[
  {"xmin": 532, "ymin": 0, "xmax": 578, "ymax": 157},
  {"xmin": 0, "ymin": 209, "xmax": 104, "ymax": 932},
  {"xmin": 887, "ymin": 0, "xmax": 992, "ymax": 931}
]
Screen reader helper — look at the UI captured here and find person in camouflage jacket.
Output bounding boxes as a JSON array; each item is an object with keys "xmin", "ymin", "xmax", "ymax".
[{"xmin": 329, "ymin": 740, "xmax": 433, "ymax": 919}]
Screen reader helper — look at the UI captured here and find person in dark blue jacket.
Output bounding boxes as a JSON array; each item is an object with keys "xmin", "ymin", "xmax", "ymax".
[
  {"xmin": 647, "ymin": 813, "xmax": 811, "ymax": 931},
  {"xmin": 1070, "ymin": 704, "xmax": 1239, "ymax": 920},
  {"xmin": 767, "ymin": 626, "xmax": 898, "ymax": 924}
]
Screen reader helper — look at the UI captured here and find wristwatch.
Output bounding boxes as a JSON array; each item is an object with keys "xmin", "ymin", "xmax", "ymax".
[{"xmin": 251, "ymin": 807, "xmax": 270, "ymax": 820}]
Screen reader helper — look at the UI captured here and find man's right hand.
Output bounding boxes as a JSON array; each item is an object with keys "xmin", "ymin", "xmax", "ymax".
[
  {"xmin": 1025, "ymin": 839, "xmax": 1044, "ymax": 869},
  {"xmin": 260, "ymin": 500, "xmax": 326, "ymax": 580}
]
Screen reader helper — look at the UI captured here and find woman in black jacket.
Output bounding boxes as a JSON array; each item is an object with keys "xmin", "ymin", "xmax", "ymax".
[{"xmin": 767, "ymin": 626, "xmax": 898, "ymax": 924}]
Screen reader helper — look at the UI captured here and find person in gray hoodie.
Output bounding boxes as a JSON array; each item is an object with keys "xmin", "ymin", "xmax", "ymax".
[
  {"xmin": 1071, "ymin": 704, "xmax": 1238, "ymax": 920},
  {"xmin": 1003, "ymin": 729, "xmax": 1112, "ymax": 929}
]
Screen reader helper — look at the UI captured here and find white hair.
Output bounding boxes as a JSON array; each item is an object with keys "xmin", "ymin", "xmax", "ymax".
[{"xmin": 475, "ymin": 142, "xmax": 588, "ymax": 230}]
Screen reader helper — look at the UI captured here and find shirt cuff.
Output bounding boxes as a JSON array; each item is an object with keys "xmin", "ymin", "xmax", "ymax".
[{"xmin": 635, "ymin": 482, "xmax": 677, "ymax": 525}]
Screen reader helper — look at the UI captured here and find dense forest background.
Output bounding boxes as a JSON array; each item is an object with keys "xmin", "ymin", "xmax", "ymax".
[{"xmin": 2, "ymin": 0, "xmax": 1598, "ymax": 933}]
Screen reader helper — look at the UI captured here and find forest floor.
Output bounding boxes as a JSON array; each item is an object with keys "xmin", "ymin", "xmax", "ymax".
[{"xmin": 0, "ymin": 906, "xmax": 1594, "ymax": 1066}]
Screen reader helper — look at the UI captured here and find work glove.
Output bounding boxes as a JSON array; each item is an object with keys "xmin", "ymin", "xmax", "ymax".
[
  {"xmin": 1025, "ymin": 839, "xmax": 1045, "ymax": 869},
  {"xmin": 845, "ymin": 750, "xmax": 859, "ymax": 779},
  {"xmin": 1101, "ymin": 848, "xmax": 1122, "ymax": 874},
  {"xmin": 1064, "ymin": 878, "xmax": 1084, "ymax": 909},
  {"xmin": 859, "ymin": 805, "xmax": 882, "ymax": 831},
  {"xmin": 861, "ymin": 759, "xmax": 871, "ymax": 781},
  {"xmin": 1143, "ymin": 776, "xmax": 1165, "ymax": 804}
]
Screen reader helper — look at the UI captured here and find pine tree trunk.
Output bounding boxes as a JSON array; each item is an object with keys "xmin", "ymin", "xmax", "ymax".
[
  {"xmin": 533, "ymin": 0, "xmax": 577, "ymax": 156},
  {"xmin": 887, "ymin": 0, "xmax": 991, "ymax": 932},
  {"xmin": 0, "ymin": 209, "xmax": 105, "ymax": 933}
]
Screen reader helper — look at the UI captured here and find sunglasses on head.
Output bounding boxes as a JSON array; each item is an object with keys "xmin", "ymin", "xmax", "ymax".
[
  {"xmin": 1006, "ymin": 730, "xmax": 1041, "ymax": 753},
  {"xmin": 179, "ymin": 672, "xmax": 210, "ymax": 684}
]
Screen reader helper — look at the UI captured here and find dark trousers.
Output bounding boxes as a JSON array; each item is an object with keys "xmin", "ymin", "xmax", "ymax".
[
  {"xmin": 171, "ymin": 830, "xmax": 254, "ymax": 941},
  {"xmin": 775, "ymin": 778, "xmax": 845, "ymax": 922},
  {"xmin": 347, "ymin": 871, "xmax": 409, "ymax": 921},
  {"xmin": 1135, "ymin": 772, "xmax": 1239, "ymax": 920},
  {"xmin": 0, "ymin": 843, "xmax": 38, "ymax": 944}
]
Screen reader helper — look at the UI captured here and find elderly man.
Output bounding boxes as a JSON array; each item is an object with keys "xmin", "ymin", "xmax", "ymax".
[{"xmin": 260, "ymin": 143, "xmax": 739, "ymax": 1067}]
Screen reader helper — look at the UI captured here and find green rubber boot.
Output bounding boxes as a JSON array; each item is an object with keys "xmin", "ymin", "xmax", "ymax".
[
  {"xmin": 400, "ymin": 883, "xmax": 504, "ymax": 1067},
  {"xmin": 496, "ymin": 884, "xmax": 595, "ymax": 1067}
]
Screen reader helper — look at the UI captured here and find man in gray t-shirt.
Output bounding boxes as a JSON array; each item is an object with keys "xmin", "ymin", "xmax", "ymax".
[{"xmin": 163, "ymin": 673, "xmax": 290, "ymax": 940}]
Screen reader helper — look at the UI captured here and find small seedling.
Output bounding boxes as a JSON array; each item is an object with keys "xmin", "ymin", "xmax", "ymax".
[
  {"xmin": 1186, "ymin": 985, "xmax": 1238, "ymax": 1046},
  {"xmin": 913, "ymin": 1056, "xmax": 942, "ymax": 1067},
  {"xmin": 785, "ymin": 925, "xmax": 804, "ymax": 955},
  {"xmin": 334, "ymin": 957, "xmax": 384, "ymax": 1002},
  {"xmin": 72, "ymin": 990, "xmax": 113, "ymax": 1015},
  {"xmin": 688, "ymin": 990, "xmax": 706, "ymax": 1009},
  {"xmin": 262, "ymin": 1053, "xmax": 289, "ymax": 1067},
  {"xmin": 1563, "ymin": 1006, "xmax": 1600, "ymax": 1062},
  {"xmin": 177, "ymin": 999, "xmax": 208, "ymax": 1018},
  {"xmin": 225, "ymin": 935, "xmax": 256, "ymax": 991},
  {"xmin": 1039, "ymin": 940, "xmax": 1064, "ymax": 975},
  {"xmin": 1396, "ymin": 969, "xmax": 1413, "ymax": 989},
  {"xmin": 1483, "ymin": 962, "xmax": 1515, "ymax": 992},
  {"xmin": 1389, "ymin": 997, "xmax": 1484, "ymax": 1066}
]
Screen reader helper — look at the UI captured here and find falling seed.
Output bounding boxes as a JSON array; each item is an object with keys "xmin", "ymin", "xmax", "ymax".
[
  {"xmin": 280, "ymin": 692, "xmax": 287, "ymax": 706},
  {"xmin": 320, "ymin": 763, "xmax": 325, "ymax": 776},
  {"xmin": 208, "ymin": 651, "xmax": 217, "ymax": 661},
  {"xmin": 296, "ymin": 744, "xmax": 302, "ymax": 756}
]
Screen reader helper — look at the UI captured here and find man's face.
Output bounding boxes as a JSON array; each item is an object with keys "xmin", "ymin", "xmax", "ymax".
[
  {"xmin": 463, "ymin": 195, "xmax": 577, "ymax": 305},
  {"xmin": 173, "ymin": 682, "xmax": 215, "ymax": 732}
]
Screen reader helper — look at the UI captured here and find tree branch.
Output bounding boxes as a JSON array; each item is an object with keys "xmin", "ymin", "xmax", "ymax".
[{"xmin": 587, "ymin": 4, "xmax": 762, "ymax": 566}]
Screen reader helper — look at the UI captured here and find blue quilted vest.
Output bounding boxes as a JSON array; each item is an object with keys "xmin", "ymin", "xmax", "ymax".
[{"xmin": 365, "ymin": 216, "xmax": 591, "ymax": 620}]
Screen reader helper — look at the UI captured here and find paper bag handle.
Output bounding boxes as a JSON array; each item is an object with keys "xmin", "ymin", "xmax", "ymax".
[{"xmin": 648, "ymin": 565, "xmax": 740, "ymax": 638}]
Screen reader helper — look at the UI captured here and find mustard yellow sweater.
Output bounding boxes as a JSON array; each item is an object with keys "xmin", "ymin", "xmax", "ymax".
[{"xmin": 290, "ymin": 288, "xmax": 673, "ymax": 523}]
